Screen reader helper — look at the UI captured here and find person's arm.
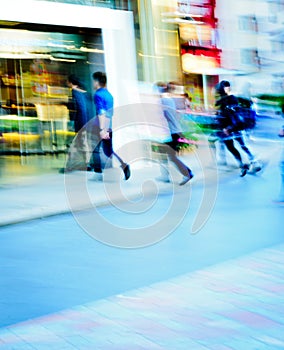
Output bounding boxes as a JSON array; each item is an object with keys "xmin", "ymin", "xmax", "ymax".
[
  {"xmin": 95, "ymin": 94, "xmax": 111, "ymax": 139},
  {"xmin": 99, "ymin": 116, "xmax": 110, "ymax": 139}
]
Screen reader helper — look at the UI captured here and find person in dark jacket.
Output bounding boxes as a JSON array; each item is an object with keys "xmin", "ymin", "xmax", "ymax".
[
  {"xmin": 209, "ymin": 80, "xmax": 250, "ymax": 177},
  {"xmin": 60, "ymin": 75, "xmax": 92, "ymax": 173},
  {"xmin": 67, "ymin": 74, "xmax": 91, "ymax": 132}
]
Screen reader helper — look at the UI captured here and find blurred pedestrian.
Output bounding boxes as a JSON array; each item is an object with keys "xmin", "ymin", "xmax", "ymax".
[
  {"xmin": 67, "ymin": 74, "xmax": 91, "ymax": 133},
  {"xmin": 156, "ymin": 82, "xmax": 194, "ymax": 186},
  {"xmin": 209, "ymin": 80, "xmax": 255, "ymax": 177},
  {"xmin": 184, "ymin": 92, "xmax": 192, "ymax": 111},
  {"xmin": 89, "ymin": 71, "xmax": 130, "ymax": 181},
  {"xmin": 60, "ymin": 74, "xmax": 92, "ymax": 173}
]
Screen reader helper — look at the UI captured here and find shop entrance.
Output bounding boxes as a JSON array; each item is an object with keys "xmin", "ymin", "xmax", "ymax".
[{"xmin": 0, "ymin": 23, "xmax": 103, "ymax": 156}]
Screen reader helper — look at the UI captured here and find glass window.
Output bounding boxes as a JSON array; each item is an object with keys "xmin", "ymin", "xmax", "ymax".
[
  {"xmin": 0, "ymin": 22, "xmax": 104, "ymax": 155},
  {"xmin": 34, "ymin": 0, "xmax": 131, "ymax": 10}
]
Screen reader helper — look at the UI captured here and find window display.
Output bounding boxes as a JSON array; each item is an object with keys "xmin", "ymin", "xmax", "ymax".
[{"xmin": 0, "ymin": 23, "xmax": 104, "ymax": 154}]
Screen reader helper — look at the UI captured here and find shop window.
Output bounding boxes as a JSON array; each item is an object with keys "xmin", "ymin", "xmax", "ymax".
[
  {"xmin": 0, "ymin": 22, "xmax": 104, "ymax": 155},
  {"xmin": 35, "ymin": 0, "xmax": 130, "ymax": 10}
]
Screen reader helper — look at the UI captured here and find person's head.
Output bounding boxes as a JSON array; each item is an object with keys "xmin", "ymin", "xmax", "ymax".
[
  {"xmin": 216, "ymin": 80, "xmax": 231, "ymax": 96},
  {"xmin": 155, "ymin": 81, "xmax": 168, "ymax": 94},
  {"xmin": 167, "ymin": 81, "xmax": 176, "ymax": 93},
  {"xmin": 67, "ymin": 74, "xmax": 83, "ymax": 88},
  {"xmin": 93, "ymin": 71, "xmax": 107, "ymax": 90}
]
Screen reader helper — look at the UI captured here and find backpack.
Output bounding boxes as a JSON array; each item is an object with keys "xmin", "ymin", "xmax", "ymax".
[{"xmin": 225, "ymin": 99, "xmax": 256, "ymax": 131}]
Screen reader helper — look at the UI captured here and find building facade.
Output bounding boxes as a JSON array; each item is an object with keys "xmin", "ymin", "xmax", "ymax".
[
  {"xmin": 1, "ymin": 0, "xmax": 283, "ymax": 177},
  {"xmin": 138, "ymin": 0, "xmax": 284, "ymax": 109},
  {"xmin": 0, "ymin": 0, "xmax": 138, "ymax": 159},
  {"xmin": 216, "ymin": 0, "xmax": 284, "ymax": 96}
]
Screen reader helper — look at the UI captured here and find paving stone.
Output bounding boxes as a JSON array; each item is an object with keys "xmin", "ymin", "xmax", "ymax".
[{"xmin": 0, "ymin": 244, "xmax": 283, "ymax": 349}]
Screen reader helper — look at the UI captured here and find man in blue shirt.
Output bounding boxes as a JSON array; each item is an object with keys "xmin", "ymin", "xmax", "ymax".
[{"xmin": 90, "ymin": 71, "xmax": 130, "ymax": 181}]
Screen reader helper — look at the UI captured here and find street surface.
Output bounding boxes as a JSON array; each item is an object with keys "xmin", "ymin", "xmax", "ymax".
[
  {"xmin": 0, "ymin": 155, "xmax": 283, "ymax": 328},
  {"xmin": 0, "ymin": 113, "xmax": 283, "ymax": 350}
]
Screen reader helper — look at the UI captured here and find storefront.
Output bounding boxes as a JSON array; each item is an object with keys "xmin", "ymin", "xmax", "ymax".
[
  {"xmin": 178, "ymin": 0, "xmax": 220, "ymax": 111},
  {"xmin": 0, "ymin": 0, "xmax": 137, "ymax": 160},
  {"xmin": 0, "ymin": 24, "xmax": 103, "ymax": 154}
]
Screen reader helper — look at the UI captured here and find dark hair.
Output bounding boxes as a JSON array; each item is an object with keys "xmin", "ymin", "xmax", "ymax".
[
  {"xmin": 92, "ymin": 71, "xmax": 107, "ymax": 86},
  {"xmin": 215, "ymin": 80, "xmax": 230, "ymax": 96},
  {"xmin": 220, "ymin": 80, "xmax": 230, "ymax": 88},
  {"xmin": 68, "ymin": 74, "xmax": 84, "ymax": 88}
]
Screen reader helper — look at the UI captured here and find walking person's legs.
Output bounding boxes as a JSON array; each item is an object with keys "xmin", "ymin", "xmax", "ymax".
[
  {"xmin": 223, "ymin": 138, "xmax": 248, "ymax": 177},
  {"xmin": 235, "ymin": 133, "xmax": 262, "ymax": 173},
  {"xmin": 156, "ymin": 147, "xmax": 171, "ymax": 183},
  {"xmin": 208, "ymin": 131, "xmax": 226, "ymax": 165},
  {"xmin": 166, "ymin": 136, "xmax": 194, "ymax": 185},
  {"xmin": 235, "ymin": 134, "xmax": 255, "ymax": 161},
  {"xmin": 208, "ymin": 132, "xmax": 218, "ymax": 163},
  {"xmin": 92, "ymin": 141, "xmax": 103, "ymax": 173},
  {"xmin": 101, "ymin": 133, "xmax": 130, "ymax": 180},
  {"xmin": 218, "ymin": 140, "xmax": 227, "ymax": 165}
]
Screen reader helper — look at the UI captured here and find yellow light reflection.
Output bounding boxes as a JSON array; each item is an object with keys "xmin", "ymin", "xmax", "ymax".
[{"xmin": 182, "ymin": 53, "xmax": 218, "ymax": 74}]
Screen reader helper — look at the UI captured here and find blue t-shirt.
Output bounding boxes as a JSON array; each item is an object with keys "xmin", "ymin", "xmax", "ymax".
[{"xmin": 94, "ymin": 87, "xmax": 114, "ymax": 129}]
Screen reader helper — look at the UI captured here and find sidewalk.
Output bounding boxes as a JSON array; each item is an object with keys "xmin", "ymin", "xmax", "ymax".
[
  {"xmin": 0, "ymin": 156, "xmax": 200, "ymax": 227},
  {"xmin": 0, "ymin": 138, "xmax": 281, "ymax": 227},
  {"xmin": 0, "ymin": 243, "xmax": 283, "ymax": 349}
]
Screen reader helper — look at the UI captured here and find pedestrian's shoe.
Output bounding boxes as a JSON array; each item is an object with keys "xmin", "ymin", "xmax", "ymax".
[
  {"xmin": 86, "ymin": 165, "xmax": 93, "ymax": 172},
  {"xmin": 249, "ymin": 160, "xmax": 262, "ymax": 173},
  {"xmin": 179, "ymin": 170, "xmax": 194, "ymax": 186},
  {"xmin": 121, "ymin": 163, "xmax": 131, "ymax": 181},
  {"xmin": 239, "ymin": 164, "xmax": 249, "ymax": 177}
]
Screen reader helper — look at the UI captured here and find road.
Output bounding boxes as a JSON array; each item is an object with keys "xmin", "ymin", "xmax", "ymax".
[{"xmin": 0, "ymin": 151, "xmax": 283, "ymax": 328}]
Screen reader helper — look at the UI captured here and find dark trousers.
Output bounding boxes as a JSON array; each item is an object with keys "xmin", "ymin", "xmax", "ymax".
[
  {"xmin": 92, "ymin": 132, "xmax": 124, "ymax": 173},
  {"xmin": 223, "ymin": 138, "xmax": 242, "ymax": 164},
  {"xmin": 165, "ymin": 133, "xmax": 192, "ymax": 177},
  {"xmin": 209, "ymin": 131, "xmax": 243, "ymax": 166},
  {"xmin": 234, "ymin": 133, "xmax": 254, "ymax": 161}
]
